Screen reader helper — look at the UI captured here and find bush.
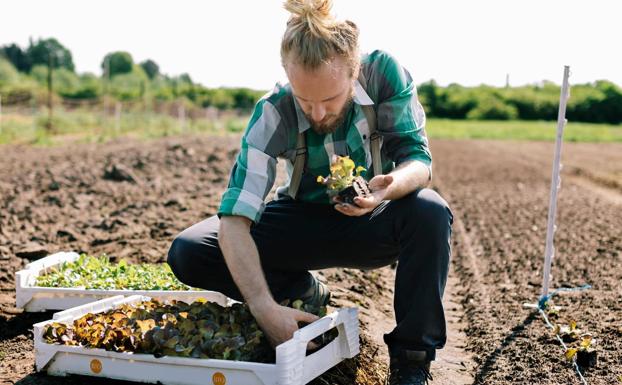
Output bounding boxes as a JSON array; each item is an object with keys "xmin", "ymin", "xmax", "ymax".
[
  {"xmin": 27, "ymin": 38, "xmax": 75, "ymax": 72},
  {"xmin": 567, "ymin": 81, "xmax": 622, "ymax": 124},
  {"xmin": 467, "ymin": 97, "xmax": 518, "ymax": 120},
  {"xmin": 110, "ymin": 65, "xmax": 148, "ymax": 101},
  {"xmin": 0, "ymin": 57, "xmax": 19, "ymax": 87},
  {"xmin": 29, "ymin": 65, "xmax": 81, "ymax": 98},
  {"xmin": 63, "ymin": 73, "xmax": 102, "ymax": 99},
  {"xmin": 102, "ymin": 51, "xmax": 134, "ymax": 77}
]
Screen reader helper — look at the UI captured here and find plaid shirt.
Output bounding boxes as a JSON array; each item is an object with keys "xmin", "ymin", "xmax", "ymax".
[{"xmin": 218, "ymin": 50, "xmax": 431, "ymax": 223}]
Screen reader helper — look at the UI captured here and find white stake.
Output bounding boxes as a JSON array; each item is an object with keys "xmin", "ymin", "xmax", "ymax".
[{"xmin": 541, "ymin": 66, "xmax": 571, "ymax": 300}]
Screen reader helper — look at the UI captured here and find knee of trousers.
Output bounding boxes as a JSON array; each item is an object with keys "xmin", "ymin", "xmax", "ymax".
[
  {"xmin": 396, "ymin": 188, "xmax": 454, "ymax": 232},
  {"xmin": 167, "ymin": 234, "xmax": 208, "ymax": 283}
]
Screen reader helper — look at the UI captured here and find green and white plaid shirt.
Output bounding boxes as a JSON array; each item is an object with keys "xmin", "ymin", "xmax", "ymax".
[{"xmin": 218, "ymin": 50, "xmax": 432, "ymax": 223}]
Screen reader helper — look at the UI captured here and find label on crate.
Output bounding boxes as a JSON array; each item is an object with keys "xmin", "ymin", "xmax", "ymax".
[
  {"xmin": 212, "ymin": 372, "xmax": 226, "ymax": 385},
  {"xmin": 90, "ymin": 359, "xmax": 102, "ymax": 374}
]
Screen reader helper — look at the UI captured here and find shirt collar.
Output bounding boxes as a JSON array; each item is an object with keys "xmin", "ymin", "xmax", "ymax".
[
  {"xmin": 293, "ymin": 96, "xmax": 311, "ymax": 133},
  {"xmin": 353, "ymin": 79, "xmax": 375, "ymax": 106},
  {"xmin": 292, "ymin": 79, "xmax": 374, "ymax": 133}
]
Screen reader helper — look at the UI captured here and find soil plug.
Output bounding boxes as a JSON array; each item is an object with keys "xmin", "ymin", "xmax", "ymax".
[{"xmin": 317, "ymin": 155, "xmax": 369, "ymax": 206}]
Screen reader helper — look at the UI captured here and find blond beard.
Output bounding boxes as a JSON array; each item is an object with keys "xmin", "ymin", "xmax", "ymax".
[{"xmin": 307, "ymin": 93, "xmax": 354, "ymax": 135}]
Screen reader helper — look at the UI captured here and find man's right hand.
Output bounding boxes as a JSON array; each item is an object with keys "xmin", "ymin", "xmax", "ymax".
[
  {"xmin": 251, "ymin": 300, "xmax": 320, "ymax": 348},
  {"xmin": 219, "ymin": 216, "xmax": 320, "ymax": 348}
]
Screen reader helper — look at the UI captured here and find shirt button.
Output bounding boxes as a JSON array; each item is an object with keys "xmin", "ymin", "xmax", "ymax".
[{"xmin": 363, "ymin": 134, "xmax": 367, "ymax": 139}]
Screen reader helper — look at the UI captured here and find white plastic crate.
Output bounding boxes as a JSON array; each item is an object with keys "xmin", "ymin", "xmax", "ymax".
[
  {"xmin": 15, "ymin": 251, "xmax": 231, "ymax": 311},
  {"xmin": 34, "ymin": 295, "xmax": 360, "ymax": 385}
]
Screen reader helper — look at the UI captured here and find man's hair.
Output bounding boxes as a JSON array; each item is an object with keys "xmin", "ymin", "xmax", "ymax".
[{"xmin": 281, "ymin": 0, "xmax": 360, "ymax": 77}]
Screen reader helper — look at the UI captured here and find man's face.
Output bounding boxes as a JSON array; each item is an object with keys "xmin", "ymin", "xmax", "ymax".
[{"xmin": 285, "ymin": 56, "xmax": 355, "ymax": 135}]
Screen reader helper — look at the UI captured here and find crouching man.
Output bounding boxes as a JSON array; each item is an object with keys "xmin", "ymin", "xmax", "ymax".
[{"xmin": 168, "ymin": 1, "xmax": 452, "ymax": 383}]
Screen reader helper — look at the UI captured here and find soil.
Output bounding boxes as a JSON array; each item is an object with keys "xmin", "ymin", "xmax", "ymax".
[
  {"xmin": 1, "ymin": 134, "xmax": 620, "ymax": 384},
  {"xmin": 432, "ymin": 139, "xmax": 622, "ymax": 385}
]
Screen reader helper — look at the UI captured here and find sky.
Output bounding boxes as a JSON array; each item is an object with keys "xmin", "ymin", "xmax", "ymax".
[{"xmin": 1, "ymin": 0, "xmax": 620, "ymax": 90}]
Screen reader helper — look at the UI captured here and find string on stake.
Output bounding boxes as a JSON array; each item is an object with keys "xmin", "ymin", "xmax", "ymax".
[{"xmin": 535, "ymin": 284, "xmax": 591, "ymax": 385}]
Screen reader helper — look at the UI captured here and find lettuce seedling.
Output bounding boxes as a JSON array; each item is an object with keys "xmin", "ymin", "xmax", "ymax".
[
  {"xmin": 44, "ymin": 296, "xmax": 336, "ymax": 362},
  {"xmin": 316, "ymin": 155, "xmax": 370, "ymax": 205},
  {"xmin": 35, "ymin": 254, "xmax": 194, "ymax": 291},
  {"xmin": 565, "ymin": 334, "xmax": 598, "ymax": 368}
]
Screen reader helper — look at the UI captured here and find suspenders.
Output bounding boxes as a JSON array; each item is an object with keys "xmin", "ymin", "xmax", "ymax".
[{"xmin": 288, "ymin": 71, "xmax": 381, "ymax": 200}]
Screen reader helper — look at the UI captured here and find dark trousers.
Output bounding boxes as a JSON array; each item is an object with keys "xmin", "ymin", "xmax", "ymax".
[{"xmin": 167, "ymin": 188, "xmax": 453, "ymax": 360}]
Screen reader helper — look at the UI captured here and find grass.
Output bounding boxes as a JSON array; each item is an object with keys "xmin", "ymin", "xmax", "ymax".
[
  {"xmin": 0, "ymin": 107, "xmax": 249, "ymax": 146},
  {"xmin": 426, "ymin": 119, "xmax": 622, "ymax": 142},
  {"xmin": 0, "ymin": 107, "xmax": 621, "ymax": 146}
]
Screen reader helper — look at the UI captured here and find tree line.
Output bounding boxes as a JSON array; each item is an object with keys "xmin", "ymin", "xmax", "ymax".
[
  {"xmin": 418, "ymin": 80, "xmax": 622, "ymax": 124},
  {"xmin": 0, "ymin": 37, "xmax": 264, "ymax": 111},
  {"xmin": 1, "ymin": 37, "xmax": 621, "ymax": 123}
]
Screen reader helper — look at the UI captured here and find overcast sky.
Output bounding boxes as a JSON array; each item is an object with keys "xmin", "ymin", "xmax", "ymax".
[{"xmin": 2, "ymin": 0, "xmax": 620, "ymax": 90}]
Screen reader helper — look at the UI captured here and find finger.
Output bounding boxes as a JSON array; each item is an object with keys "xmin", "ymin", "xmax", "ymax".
[
  {"xmin": 337, "ymin": 203, "xmax": 365, "ymax": 216},
  {"xmin": 307, "ymin": 341, "xmax": 320, "ymax": 351},
  {"xmin": 294, "ymin": 309, "xmax": 320, "ymax": 324},
  {"xmin": 353, "ymin": 196, "xmax": 376, "ymax": 208},
  {"xmin": 340, "ymin": 204, "xmax": 368, "ymax": 216},
  {"xmin": 370, "ymin": 175, "xmax": 393, "ymax": 191},
  {"xmin": 334, "ymin": 203, "xmax": 354, "ymax": 216}
]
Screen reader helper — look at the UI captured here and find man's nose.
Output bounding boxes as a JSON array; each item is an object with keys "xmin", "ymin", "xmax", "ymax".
[{"xmin": 311, "ymin": 104, "xmax": 326, "ymax": 123}]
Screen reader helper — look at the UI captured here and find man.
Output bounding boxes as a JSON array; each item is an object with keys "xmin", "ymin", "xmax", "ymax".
[{"xmin": 167, "ymin": 1, "xmax": 452, "ymax": 384}]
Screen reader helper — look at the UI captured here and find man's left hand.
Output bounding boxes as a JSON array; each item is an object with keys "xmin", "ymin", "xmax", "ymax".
[{"xmin": 333, "ymin": 174, "xmax": 393, "ymax": 216}]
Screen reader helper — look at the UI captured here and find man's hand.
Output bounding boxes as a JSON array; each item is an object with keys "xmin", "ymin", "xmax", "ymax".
[
  {"xmin": 334, "ymin": 174, "xmax": 393, "ymax": 216},
  {"xmin": 251, "ymin": 301, "xmax": 320, "ymax": 348}
]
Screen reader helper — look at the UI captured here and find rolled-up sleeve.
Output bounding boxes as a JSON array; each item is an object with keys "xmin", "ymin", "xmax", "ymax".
[
  {"xmin": 374, "ymin": 51, "xmax": 432, "ymax": 170},
  {"xmin": 218, "ymin": 97, "xmax": 287, "ymax": 223}
]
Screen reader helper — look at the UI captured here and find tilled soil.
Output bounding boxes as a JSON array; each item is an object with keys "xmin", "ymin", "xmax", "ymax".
[
  {"xmin": 0, "ymin": 135, "xmax": 401, "ymax": 385},
  {"xmin": 0, "ymin": 134, "xmax": 620, "ymax": 385},
  {"xmin": 432, "ymin": 139, "xmax": 622, "ymax": 385}
]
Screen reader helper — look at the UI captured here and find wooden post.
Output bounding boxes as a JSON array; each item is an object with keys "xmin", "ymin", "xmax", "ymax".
[
  {"xmin": 178, "ymin": 102, "xmax": 186, "ymax": 131},
  {"xmin": 46, "ymin": 50, "xmax": 54, "ymax": 131},
  {"xmin": 115, "ymin": 102, "xmax": 121, "ymax": 132},
  {"xmin": 31, "ymin": 95, "xmax": 37, "ymax": 132}
]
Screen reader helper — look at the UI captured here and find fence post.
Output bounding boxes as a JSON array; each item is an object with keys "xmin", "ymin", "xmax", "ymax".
[
  {"xmin": 115, "ymin": 102, "xmax": 121, "ymax": 132},
  {"xmin": 540, "ymin": 66, "xmax": 571, "ymax": 301},
  {"xmin": 31, "ymin": 96, "xmax": 37, "ymax": 132},
  {"xmin": 178, "ymin": 102, "xmax": 186, "ymax": 132}
]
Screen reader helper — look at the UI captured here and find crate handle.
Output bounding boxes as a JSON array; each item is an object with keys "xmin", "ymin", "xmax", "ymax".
[{"xmin": 275, "ymin": 307, "xmax": 359, "ymax": 385}]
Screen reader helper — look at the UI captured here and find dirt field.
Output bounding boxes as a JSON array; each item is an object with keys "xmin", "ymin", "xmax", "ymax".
[
  {"xmin": 432, "ymin": 139, "xmax": 622, "ymax": 384},
  {"xmin": 1, "ymin": 135, "xmax": 620, "ymax": 384}
]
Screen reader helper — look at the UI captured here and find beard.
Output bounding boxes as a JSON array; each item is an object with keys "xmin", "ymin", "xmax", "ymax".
[{"xmin": 306, "ymin": 95, "xmax": 354, "ymax": 135}]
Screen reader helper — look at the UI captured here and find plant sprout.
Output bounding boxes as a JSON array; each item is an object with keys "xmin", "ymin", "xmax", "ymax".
[
  {"xmin": 35, "ymin": 254, "xmax": 195, "ymax": 291},
  {"xmin": 43, "ymin": 297, "xmax": 335, "ymax": 362},
  {"xmin": 316, "ymin": 155, "xmax": 366, "ymax": 193}
]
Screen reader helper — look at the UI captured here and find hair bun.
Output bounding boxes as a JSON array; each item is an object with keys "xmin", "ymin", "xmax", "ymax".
[{"xmin": 284, "ymin": 0, "xmax": 335, "ymax": 37}]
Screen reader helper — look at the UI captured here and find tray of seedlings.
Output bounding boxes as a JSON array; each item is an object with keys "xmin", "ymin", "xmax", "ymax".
[
  {"xmin": 34, "ymin": 294, "xmax": 359, "ymax": 385},
  {"xmin": 15, "ymin": 251, "xmax": 225, "ymax": 312}
]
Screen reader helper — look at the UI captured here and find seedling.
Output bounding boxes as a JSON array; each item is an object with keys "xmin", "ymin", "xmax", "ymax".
[
  {"xmin": 35, "ymin": 254, "xmax": 193, "ymax": 291},
  {"xmin": 316, "ymin": 155, "xmax": 370, "ymax": 205},
  {"xmin": 43, "ymin": 297, "xmax": 334, "ymax": 362},
  {"xmin": 43, "ymin": 298, "xmax": 270, "ymax": 361},
  {"xmin": 542, "ymin": 300, "xmax": 561, "ymax": 318},
  {"xmin": 565, "ymin": 334, "xmax": 598, "ymax": 368},
  {"xmin": 554, "ymin": 320, "xmax": 581, "ymax": 342}
]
